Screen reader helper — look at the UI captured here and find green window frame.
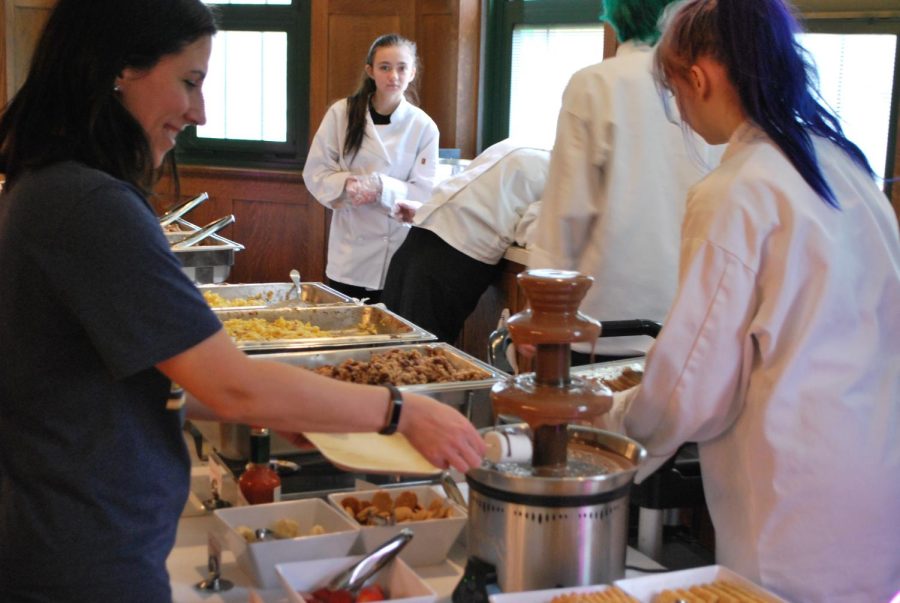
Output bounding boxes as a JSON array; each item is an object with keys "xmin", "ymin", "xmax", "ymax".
[
  {"xmin": 176, "ymin": 1, "xmax": 311, "ymax": 169},
  {"xmin": 482, "ymin": 0, "xmax": 609, "ymax": 149}
]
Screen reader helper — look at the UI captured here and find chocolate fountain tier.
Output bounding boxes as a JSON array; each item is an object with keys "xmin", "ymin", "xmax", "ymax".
[
  {"xmin": 506, "ymin": 269, "xmax": 601, "ymax": 346},
  {"xmin": 491, "ymin": 374, "xmax": 613, "ymax": 428}
]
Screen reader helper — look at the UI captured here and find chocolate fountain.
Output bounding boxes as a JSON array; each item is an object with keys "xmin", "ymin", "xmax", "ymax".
[{"xmin": 455, "ymin": 270, "xmax": 647, "ymax": 599}]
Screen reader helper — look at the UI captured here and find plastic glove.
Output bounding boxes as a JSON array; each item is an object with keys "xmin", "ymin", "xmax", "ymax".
[
  {"xmin": 344, "ymin": 173, "xmax": 383, "ymax": 207},
  {"xmin": 391, "ymin": 200, "xmax": 422, "ymax": 223}
]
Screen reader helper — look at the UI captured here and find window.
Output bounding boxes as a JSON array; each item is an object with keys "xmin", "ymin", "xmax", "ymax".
[
  {"xmin": 509, "ymin": 25, "xmax": 605, "ymax": 148},
  {"xmin": 176, "ymin": 1, "xmax": 310, "ymax": 169},
  {"xmin": 799, "ymin": 11, "xmax": 900, "ymax": 199},
  {"xmin": 483, "ymin": 0, "xmax": 609, "ymax": 148}
]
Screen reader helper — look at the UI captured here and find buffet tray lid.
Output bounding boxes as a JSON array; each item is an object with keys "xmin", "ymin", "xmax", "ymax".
[{"xmin": 217, "ymin": 305, "xmax": 437, "ymax": 351}]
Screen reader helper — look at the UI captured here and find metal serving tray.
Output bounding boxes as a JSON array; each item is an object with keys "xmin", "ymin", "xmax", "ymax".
[
  {"xmin": 570, "ymin": 357, "xmax": 646, "ymax": 381},
  {"xmin": 198, "ymin": 282, "xmax": 354, "ymax": 311},
  {"xmin": 190, "ymin": 343, "xmax": 508, "ymax": 459},
  {"xmin": 217, "ymin": 305, "xmax": 436, "ymax": 352},
  {"xmin": 165, "ymin": 218, "xmax": 243, "ymax": 285}
]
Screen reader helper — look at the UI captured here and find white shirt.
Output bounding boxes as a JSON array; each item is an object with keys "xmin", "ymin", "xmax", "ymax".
[
  {"xmin": 303, "ymin": 97, "xmax": 439, "ymax": 289},
  {"xmin": 413, "ymin": 139, "xmax": 550, "ymax": 264},
  {"xmin": 621, "ymin": 122, "xmax": 900, "ymax": 602},
  {"xmin": 529, "ymin": 41, "xmax": 721, "ymax": 355}
]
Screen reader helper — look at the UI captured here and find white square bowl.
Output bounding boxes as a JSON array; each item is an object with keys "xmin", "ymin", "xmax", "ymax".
[
  {"xmin": 327, "ymin": 486, "xmax": 467, "ymax": 566},
  {"xmin": 276, "ymin": 555, "xmax": 437, "ymax": 603},
  {"xmin": 614, "ymin": 565, "xmax": 788, "ymax": 602},
  {"xmin": 213, "ymin": 498, "xmax": 361, "ymax": 588}
]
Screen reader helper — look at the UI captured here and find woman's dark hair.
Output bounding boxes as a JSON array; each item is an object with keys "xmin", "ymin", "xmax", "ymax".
[
  {"xmin": 0, "ymin": 0, "xmax": 217, "ymax": 192},
  {"xmin": 655, "ymin": 0, "xmax": 874, "ymax": 208},
  {"xmin": 343, "ymin": 33, "xmax": 420, "ymax": 161},
  {"xmin": 601, "ymin": 0, "xmax": 681, "ymax": 45}
]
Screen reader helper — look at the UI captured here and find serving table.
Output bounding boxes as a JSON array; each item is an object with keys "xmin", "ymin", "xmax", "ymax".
[{"xmin": 168, "ymin": 510, "xmax": 665, "ymax": 603}]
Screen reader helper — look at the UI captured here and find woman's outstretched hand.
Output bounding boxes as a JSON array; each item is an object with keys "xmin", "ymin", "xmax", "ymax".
[{"xmin": 399, "ymin": 393, "xmax": 486, "ymax": 473}]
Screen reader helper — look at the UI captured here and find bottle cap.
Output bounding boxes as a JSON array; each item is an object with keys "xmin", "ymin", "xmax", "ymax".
[{"xmin": 484, "ymin": 430, "xmax": 533, "ymax": 464}]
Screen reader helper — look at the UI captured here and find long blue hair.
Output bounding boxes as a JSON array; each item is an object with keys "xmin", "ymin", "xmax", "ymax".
[{"xmin": 655, "ymin": 0, "xmax": 875, "ymax": 208}]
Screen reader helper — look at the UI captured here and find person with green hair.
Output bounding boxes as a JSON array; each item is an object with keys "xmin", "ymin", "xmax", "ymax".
[{"xmin": 529, "ymin": 0, "xmax": 721, "ymax": 362}]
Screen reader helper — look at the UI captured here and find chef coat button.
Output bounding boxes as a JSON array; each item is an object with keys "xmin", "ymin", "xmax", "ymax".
[{"xmin": 383, "ymin": 236, "xmax": 389, "ymax": 241}]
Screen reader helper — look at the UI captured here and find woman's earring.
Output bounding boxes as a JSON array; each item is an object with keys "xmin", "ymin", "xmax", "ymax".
[{"xmin": 113, "ymin": 83, "xmax": 121, "ymax": 93}]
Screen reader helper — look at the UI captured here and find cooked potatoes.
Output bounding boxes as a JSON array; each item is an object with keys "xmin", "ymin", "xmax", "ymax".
[
  {"xmin": 236, "ymin": 519, "xmax": 326, "ymax": 542},
  {"xmin": 339, "ymin": 490, "xmax": 454, "ymax": 526}
]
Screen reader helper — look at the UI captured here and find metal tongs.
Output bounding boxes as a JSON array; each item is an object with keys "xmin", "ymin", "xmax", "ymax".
[
  {"xmin": 171, "ymin": 214, "xmax": 235, "ymax": 250},
  {"xmin": 159, "ymin": 192, "xmax": 209, "ymax": 227},
  {"xmin": 327, "ymin": 529, "xmax": 413, "ymax": 593}
]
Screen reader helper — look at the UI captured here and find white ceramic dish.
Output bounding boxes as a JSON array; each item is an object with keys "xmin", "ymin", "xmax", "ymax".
[
  {"xmin": 328, "ymin": 485, "xmax": 467, "ymax": 566},
  {"xmin": 276, "ymin": 555, "xmax": 437, "ymax": 603},
  {"xmin": 488, "ymin": 565, "xmax": 785, "ymax": 603},
  {"xmin": 489, "ymin": 584, "xmax": 627, "ymax": 603},
  {"xmin": 214, "ymin": 498, "xmax": 360, "ymax": 588},
  {"xmin": 615, "ymin": 565, "xmax": 788, "ymax": 602}
]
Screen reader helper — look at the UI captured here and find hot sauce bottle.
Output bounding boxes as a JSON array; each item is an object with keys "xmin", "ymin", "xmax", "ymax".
[{"xmin": 238, "ymin": 426, "xmax": 281, "ymax": 505}]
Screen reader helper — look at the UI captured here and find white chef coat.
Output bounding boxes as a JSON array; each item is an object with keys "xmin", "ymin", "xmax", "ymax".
[
  {"xmin": 529, "ymin": 41, "xmax": 721, "ymax": 355},
  {"xmin": 620, "ymin": 122, "xmax": 900, "ymax": 602},
  {"xmin": 303, "ymin": 97, "xmax": 439, "ymax": 289},
  {"xmin": 413, "ymin": 139, "xmax": 550, "ymax": 264}
]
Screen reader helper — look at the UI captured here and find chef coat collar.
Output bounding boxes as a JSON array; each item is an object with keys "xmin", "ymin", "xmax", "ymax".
[
  {"xmin": 722, "ymin": 120, "xmax": 768, "ymax": 164},
  {"xmin": 615, "ymin": 39, "xmax": 653, "ymax": 58},
  {"xmin": 363, "ymin": 96, "xmax": 414, "ymax": 165}
]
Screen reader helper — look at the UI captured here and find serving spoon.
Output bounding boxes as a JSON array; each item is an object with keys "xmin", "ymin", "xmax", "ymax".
[{"xmin": 290, "ymin": 269, "xmax": 302, "ymax": 300}]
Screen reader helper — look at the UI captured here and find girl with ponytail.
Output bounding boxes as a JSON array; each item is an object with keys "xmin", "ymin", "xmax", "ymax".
[
  {"xmin": 612, "ymin": 1, "xmax": 900, "ymax": 600},
  {"xmin": 304, "ymin": 34, "xmax": 439, "ymax": 303}
]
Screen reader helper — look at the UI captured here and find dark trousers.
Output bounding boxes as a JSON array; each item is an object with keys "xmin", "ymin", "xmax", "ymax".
[
  {"xmin": 327, "ymin": 279, "xmax": 381, "ymax": 304},
  {"xmin": 382, "ymin": 227, "xmax": 498, "ymax": 344}
]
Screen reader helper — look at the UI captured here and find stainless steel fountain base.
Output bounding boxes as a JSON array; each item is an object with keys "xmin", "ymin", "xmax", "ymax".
[{"xmin": 464, "ymin": 426, "xmax": 646, "ymax": 593}]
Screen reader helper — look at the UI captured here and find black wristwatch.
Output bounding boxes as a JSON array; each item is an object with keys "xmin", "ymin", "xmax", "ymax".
[{"xmin": 378, "ymin": 384, "xmax": 404, "ymax": 435}]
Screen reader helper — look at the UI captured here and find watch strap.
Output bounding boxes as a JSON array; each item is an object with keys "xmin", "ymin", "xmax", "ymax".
[{"xmin": 378, "ymin": 384, "xmax": 403, "ymax": 435}]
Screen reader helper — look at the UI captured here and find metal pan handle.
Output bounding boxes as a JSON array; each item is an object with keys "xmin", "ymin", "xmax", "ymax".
[
  {"xmin": 599, "ymin": 319, "xmax": 662, "ymax": 339},
  {"xmin": 171, "ymin": 214, "xmax": 235, "ymax": 250},
  {"xmin": 159, "ymin": 192, "xmax": 209, "ymax": 227}
]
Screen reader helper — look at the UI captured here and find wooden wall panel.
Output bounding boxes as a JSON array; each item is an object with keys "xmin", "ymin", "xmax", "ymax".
[
  {"xmin": 0, "ymin": 0, "xmax": 6, "ymax": 107},
  {"xmin": 454, "ymin": 0, "xmax": 480, "ymax": 157},
  {"xmin": 458, "ymin": 260, "xmax": 526, "ymax": 361},
  {"xmin": 326, "ymin": 14, "xmax": 402, "ymax": 106},
  {"xmin": 419, "ymin": 11, "xmax": 457, "ymax": 149},
  {"xmin": 4, "ymin": 0, "xmax": 53, "ymax": 99},
  {"xmin": 155, "ymin": 168, "xmax": 326, "ymax": 284},
  {"xmin": 309, "ymin": 0, "xmax": 479, "ymax": 158},
  {"xmin": 309, "ymin": 0, "xmax": 417, "ymax": 139}
]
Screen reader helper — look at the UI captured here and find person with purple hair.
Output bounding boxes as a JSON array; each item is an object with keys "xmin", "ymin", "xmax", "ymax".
[{"xmin": 611, "ymin": 0, "xmax": 900, "ymax": 600}]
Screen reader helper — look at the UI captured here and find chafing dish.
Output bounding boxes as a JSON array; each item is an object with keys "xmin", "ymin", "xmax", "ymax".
[
  {"xmin": 198, "ymin": 282, "xmax": 354, "ymax": 311},
  {"xmin": 190, "ymin": 343, "xmax": 507, "ymax": 459},
  {"xmin": 217, "ymin": 305, "xmax": 436, "ymax": 352},
  {"xmin": 165, "ymin": 217, "xmax": 243, "ymax": 284}
]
